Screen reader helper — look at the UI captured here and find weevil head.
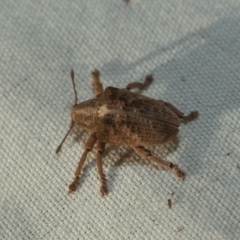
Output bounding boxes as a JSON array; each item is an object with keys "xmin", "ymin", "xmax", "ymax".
[{"xmin": 71, "ymin": 98, "xmax": 98, "ymax": 131}]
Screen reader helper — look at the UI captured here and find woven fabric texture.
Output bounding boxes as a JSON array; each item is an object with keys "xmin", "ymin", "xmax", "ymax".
[{"xmin": 1, "ymin": 1, "xmax": 240, "ymax": 239}]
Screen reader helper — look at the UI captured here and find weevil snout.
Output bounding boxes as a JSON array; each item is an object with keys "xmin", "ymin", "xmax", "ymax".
[{"xmin": 71, "ymin": 99, "xmax": 98, "ymax": 131}]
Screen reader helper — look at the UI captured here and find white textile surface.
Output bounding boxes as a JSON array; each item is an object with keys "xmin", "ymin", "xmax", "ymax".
[{"xmin": 1, "ymin": 1, "xmax": 240, "ymax": 239}]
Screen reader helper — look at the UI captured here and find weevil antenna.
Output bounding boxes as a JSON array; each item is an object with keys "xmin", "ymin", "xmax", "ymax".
[
  {"xmin": 70, "ymin": 69, "xmax": 78, "ymax": 105},
  {"xmin": 56, "ymin": 70, "xmax": 77, "ymax": 154},
  {"xmin": 56, "ymin": 121, "xmax": 74, "ymax": 154}
]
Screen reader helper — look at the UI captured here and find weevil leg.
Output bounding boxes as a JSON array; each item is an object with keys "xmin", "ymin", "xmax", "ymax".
[
  {"xmin": 164, "ymin": 102, "xmax": 198, "ymax": 124},
  {"xmin": 92, "ymin": 69, "xmax": 104, "ymax": 96},
  {"xmin": 132, "ymin": 146, "xmax": 185, "ymax": 180},
  {"xmin": 126, "ymin": 75, "xmax": 153, "ymax": 92},
  {"xmin": 96, "ymin": 141, "xmax": 108, "ymax": 196},
  {"xmin": 68, "ymin": 132, "xmax": 97, "ymax": 194}
]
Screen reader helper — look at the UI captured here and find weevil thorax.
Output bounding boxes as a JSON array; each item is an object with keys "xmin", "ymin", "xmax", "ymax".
[{"xmin": 71, "ymin": 98, "xmax": 99, "ymax": 131}]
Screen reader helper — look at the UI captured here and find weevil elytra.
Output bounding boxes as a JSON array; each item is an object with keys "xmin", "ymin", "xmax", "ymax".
[{"xmin": 56, "ymin": 69, "xmax": 198, "ymax": 196}]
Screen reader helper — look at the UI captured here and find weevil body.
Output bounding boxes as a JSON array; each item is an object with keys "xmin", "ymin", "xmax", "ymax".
[
  {"xmin": 57, "ymin": 70, "xmax": 198, "ymax": 196},
  {"xmin": 72, "ymin": 87, "xmax": 180, "ymax": 146}
]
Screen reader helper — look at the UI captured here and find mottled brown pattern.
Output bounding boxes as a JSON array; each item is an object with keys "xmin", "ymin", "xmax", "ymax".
[
  {"xmin": 71, "ymin": 99, "xmax": 98, "ymax": 131},
  {"xmin": 57, "ymin": 69, "xmax": 198, "ymax": 196}
]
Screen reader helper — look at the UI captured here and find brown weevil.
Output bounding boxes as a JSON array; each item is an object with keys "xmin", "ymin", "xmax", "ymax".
[
  {"xmin": 167, "ymin": 192, "xmax": 175, "ymax": 208},
  {"xmin": 168, "ymin": 199, "xmax": 172, "ymax": 209},
  {"xmin": 56, "ymin": 69, "xmax": 198, "ymax": 196}
]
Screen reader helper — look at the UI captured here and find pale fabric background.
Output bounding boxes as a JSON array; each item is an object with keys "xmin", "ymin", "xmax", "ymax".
[{"xmin": 1, "ymin": 0, "xmax": 240, "ymax": 239}]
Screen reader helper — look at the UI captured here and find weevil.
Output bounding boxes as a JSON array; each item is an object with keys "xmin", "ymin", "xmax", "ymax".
[
  {"xmin": 168, "ymin": 192, "xmax": 174, "ymax": 208},
  {"xmin": 56, "ymin": 69, "xmax": 198, "ymax": 196},
  {"xmin": 168, "ymin": 199, "xmax": 172, "ymax": 209}
]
